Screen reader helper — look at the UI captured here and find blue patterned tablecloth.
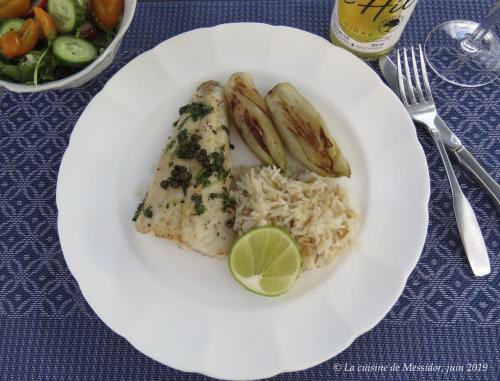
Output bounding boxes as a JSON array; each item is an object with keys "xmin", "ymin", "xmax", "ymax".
[{"xmin": 0, "ymin": 1, "xmax": 499, "ymax": 380}]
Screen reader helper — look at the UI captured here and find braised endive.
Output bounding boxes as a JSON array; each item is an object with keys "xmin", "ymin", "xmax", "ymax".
[
  {"xmin": 266, "ymin": 83, "xmax": 351, "ymax": 177},
  {"xmin": 225, "ymin": 72, "xmax": 287, "ymax": 171}
]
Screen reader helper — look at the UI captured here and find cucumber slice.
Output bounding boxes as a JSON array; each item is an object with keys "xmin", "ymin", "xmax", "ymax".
[
  {"xmin": 47, "ymin": 0, "xmax": 85, "ymax": 33},
  {"xmin": 52, "ymin": 36, "xmax": 98, "ymax": 66},
  {"xmin": 0, "ymin": 19, "xmax": 24, "ymax": 38}
]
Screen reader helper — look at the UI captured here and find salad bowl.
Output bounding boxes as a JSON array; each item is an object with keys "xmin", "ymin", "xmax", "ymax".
[{"xmin": 0, "ymin": 0, "xmax": 136, "ymax": 94}]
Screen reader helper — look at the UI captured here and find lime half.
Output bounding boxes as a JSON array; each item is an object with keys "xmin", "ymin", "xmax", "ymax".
[{"xmin": 229, "ymin": 226, "xmax": 302, "ymax": 296}]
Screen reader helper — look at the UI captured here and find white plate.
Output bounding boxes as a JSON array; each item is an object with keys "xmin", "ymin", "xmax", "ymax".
[{"xmin": 57, "ymin": 23, "xmax": 429, "ymax": 380}]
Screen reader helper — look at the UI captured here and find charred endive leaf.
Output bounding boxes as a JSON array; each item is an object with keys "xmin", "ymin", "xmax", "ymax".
[
  {"xmin": 266, "ymin": 83, "xmax": 351, "ymax": 177},
  {"xmin": 225, "ymin": 72, "xmax": 287, "ymax": 171}
]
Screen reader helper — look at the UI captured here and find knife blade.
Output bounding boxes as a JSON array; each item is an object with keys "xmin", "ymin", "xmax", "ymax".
[{"xmin": 379, "ymin": 56, "xmax": 500, "ymax": 209}]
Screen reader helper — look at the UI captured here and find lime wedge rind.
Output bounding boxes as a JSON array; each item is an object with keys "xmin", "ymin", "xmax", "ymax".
[{"xmin": 229, "ymin": 226, "xmax": 302, "ymax": 296}]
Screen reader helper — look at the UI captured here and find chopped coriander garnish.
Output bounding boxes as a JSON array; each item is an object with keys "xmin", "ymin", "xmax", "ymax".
[
  {"xmin": 208, "ymin": 188, "xmax": 236, "ymax": 211},
  {"xmin": 191, "ymin": 193, "xmax": 205, "ymax": 215},
  {"xmin": 143, "ymin": 206, "xmax": 153, "ymax": 218},
  {"xmin": 208, "ymin": 151, "xmax": 224, "ymax": 171},
  {"xmin": 132, "ymin": 198, "xmax": 146, "ymax": 222},
  {"xmin": 165, "ymin": 139, "xmax": 176, "ymax": 152},
  {"xmin": 193, "ymin": 148, "xmax": 229, "ymax": 186},
  {"xmin": 195, "ymin": 168, "xmax": 212, "ymax": 187},
  {"xmin": 179, "ymin": 102, "xmax": 214, "ymax": 122},
  {"xmin": 222, "ymin": 194, "xmax": 236, "ymax": 211},
  {"xmin": 219, "ymin": 167, "xmax": 230, "ymax": 181}
]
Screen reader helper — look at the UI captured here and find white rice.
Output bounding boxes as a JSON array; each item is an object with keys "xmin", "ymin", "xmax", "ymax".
[{"xmin": 231, "ymin": 166, "xmax": 358, "ymax": 270}]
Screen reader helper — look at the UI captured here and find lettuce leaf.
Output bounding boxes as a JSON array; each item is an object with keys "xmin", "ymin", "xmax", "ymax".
[{"xmin": 0, "ymin": 50, "xmax": 60, "ymax": 85}]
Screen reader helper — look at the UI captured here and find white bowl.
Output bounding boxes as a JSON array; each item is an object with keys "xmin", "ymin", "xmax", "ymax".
[{"xmin": 0, "ymin": 0, "xmax": 137, "ymax": 93}]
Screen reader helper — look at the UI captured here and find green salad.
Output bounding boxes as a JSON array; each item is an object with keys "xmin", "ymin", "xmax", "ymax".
[{"xmin": 0, "ymin": 0, "xmax": 124, "ymax": 85}]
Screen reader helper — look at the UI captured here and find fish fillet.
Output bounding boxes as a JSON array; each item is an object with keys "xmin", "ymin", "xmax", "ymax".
[{"xmin": 135, "ymin": 81, "xmax": 235, "ymax": 257}]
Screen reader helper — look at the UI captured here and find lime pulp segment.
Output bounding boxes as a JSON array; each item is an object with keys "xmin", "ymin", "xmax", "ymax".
[{"xmin": 229, "ymin": 226, "xmax": 301, "ymax": 296}]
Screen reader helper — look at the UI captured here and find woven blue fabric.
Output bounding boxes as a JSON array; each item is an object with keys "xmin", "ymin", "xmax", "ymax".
[{"xmin": 0, "ymin": 1, "xmax": 498, "ymax": 380}]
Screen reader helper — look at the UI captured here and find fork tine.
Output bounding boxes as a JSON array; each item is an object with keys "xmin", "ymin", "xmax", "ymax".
[
  {"xmin": 396, "ymin": 50, "xmax": 408, "ymax": 105},
  {"xmin": 403, "ymin": 48, "xmax": 417, "ymax": 104},
  {"xmin": 411, "ymin": 47, "xmax": 425, "ymax": 102},
  {"xmin": 419, "ymin": 44, "xmax": 434, "ymax": 102}
]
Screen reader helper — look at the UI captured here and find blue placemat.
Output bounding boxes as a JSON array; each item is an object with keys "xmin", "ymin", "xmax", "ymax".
[{"xmin": 0, "ymin": 1, "xmax": 499, "ymax": 380}]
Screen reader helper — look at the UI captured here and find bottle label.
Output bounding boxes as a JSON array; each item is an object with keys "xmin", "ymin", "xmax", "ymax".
[{"xmin": 331, "ymin": 0, "xmax": 418, "ymax": 54}]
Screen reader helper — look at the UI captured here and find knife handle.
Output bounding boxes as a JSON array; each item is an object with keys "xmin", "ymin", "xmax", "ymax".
[
  {"xmin": 430, "ymin": 130, "xmax": 491, "ymax": 277},
  {"xmin": 452, "ymin": 146, "xmax": 500, "ymax": 210}
]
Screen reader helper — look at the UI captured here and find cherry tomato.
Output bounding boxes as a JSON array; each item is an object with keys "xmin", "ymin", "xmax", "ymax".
[
  {"xmin": 0, "ymin": 18, "xmax": 39, "ymax": 59},
  {"xmin": 89, "ymin": 0, "xmax": 124, "ymax": 31},
  {"xmin": 0, "ymin": 31, "xmax": 21, "ymax": 58},
  {"xmin": 33, "ymin": 6, "xmax": 57, "ymax": 40},
  {"xmin": 26, "ymin": 0, "xmax": 49, "ymax": 17},
  {"xmin": 0, "ymin": 0, "xmax": 30, "ymax": 18}
]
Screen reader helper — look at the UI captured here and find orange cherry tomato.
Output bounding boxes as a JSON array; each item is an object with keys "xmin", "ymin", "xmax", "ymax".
[
  {"xmin": 0, "ymin": 18, "xmax": 39, "ymax": 59},
  {"xmin": 33, "ymin": 6, "xmax": 57, "ymax": 40},
  {"xmin": 26, "ymin": 0, "xmax": 49, "ymax": 17},
  {"xmin": 0, "ymin": 31, "xmax": 21, "ymax": 59},
  {"xmin": 0, "ymin": 0, "xmax": 30, "ymax": 18},
  {"xmin": 89, "ymin": 0, "xmax": 124, "ymax": 31}
]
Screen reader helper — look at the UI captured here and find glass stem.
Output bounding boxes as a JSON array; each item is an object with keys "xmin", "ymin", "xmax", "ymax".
[{"xmin": 466, "ymin": 0, "xmax": 500, "ymax": 49}]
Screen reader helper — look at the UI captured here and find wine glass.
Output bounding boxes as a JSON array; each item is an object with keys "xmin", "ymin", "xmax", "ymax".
[{"xmin": 424, "ymin": 1, "xmax": 500, "ymax": 87}]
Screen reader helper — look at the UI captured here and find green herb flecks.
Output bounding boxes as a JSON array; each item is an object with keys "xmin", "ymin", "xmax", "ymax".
[
  {"xmin": 195, "ymin": 168, "xmax": 212, "ymax": 187},
  {"xmin": 132, "ymin": 197, "xmax": 146, "ymax": 222},
  {"xmin": 193, "ymin": 149, "xmax": 230, "ymax": 187},
  {"xmin": 191, "ymin": 193, "xmax": 205, "ymax": 215},
  {"xmin": 194, "ymin": 149, "xmax": 214, "ymax": 187},
  {"xmin": 176, "ymin": 116, "xmax": 189, "ymax": 130},
  {"xmin": 170, "ymin": 128, "xmax": 230, "ymax": 187},
  {"xmin": 209, "ymin": 150, "xmax": 230, "ymax": 181},
  {"xmin": 143, "ymin": 206, "xmax": 153, "ymax": 218},
  {"xmin": 208, "ymin": 151, "xmax": 224, "ymax": 172},
  {"xmin": 179, "ymin": 102, "xmax": 214, "ymax": 122},
  {"xmin": 209, "ymin": 188, "xmax": 236, "ymax": 212},
  {"xmin": 165, "ymin": 139, "xmax": 176, "ymax": 152},
  {"xmin": 222, "ymin": 193, "xmax": 236, "ymax": 211},
  {"xmin": 219, "ymin": 167, "xmax": 231, "ymax": 182}
]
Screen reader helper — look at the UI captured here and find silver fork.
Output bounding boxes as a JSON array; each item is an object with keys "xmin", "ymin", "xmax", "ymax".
[{"xmin": 396, "ymin": 45, "xmax": 491, "ymax": 277}]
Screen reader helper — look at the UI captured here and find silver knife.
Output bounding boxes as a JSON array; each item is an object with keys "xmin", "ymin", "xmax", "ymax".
[{"xmin": 379, "ymin": 56, "xmax": 500, "ymax": 209}]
